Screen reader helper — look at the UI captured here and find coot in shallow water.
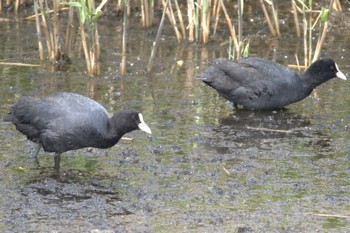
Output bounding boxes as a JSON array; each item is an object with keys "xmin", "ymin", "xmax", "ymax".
[
  {"xmin": 4, "ymin": 92, "xmax": 152, "ymax": 168},
  {"xmin": 197, "ymin": 57, "xmax": 347, "ymax": 110}
]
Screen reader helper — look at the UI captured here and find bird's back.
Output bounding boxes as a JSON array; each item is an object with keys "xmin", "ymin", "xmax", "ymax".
[
  {"xmin": 198, "ymin": 57, "xmax": 306, "ymax": 110},
  {"xmin": 5, "ymin": 92, "xmax": 111, "ymax": 152}
]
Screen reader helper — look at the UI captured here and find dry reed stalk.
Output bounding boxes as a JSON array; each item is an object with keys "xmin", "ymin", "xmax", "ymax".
[
  {"xmin": 333, "ymin": 0, "xmax": 342, "ymax": 11},
  {"xmin": 38, "ymin": 1, "xmax": 53, "ymax": 61},
  {"xmin": 94, "ymin": 25, "xmax": 100, "ymax": 68},
  {"xmin": 270, "ymin": 0, "xmax": 280, "ymax": 36},
  {"xmin": 64, "ymin": 6, "xmax": 74, "ymax": 56},
  {"xmin": 174, "ymin": 0, "xmax": 186, "ymax": 38},
  {"xmin": 15, "ymin": 0, "xmax": 19, "ymax": 12},
  {"xmin": 302, "ymin": 14, "xmax": 308, "ymax": 67},
  {"xmin": 313, "ymin": 0, "xmax": 335, "ymax": 62},
  {"xmin": 308, "ymin": 1, "xmax": 312, "ymax": 64},
  {"xmin": 141, "ymin": 0, "xmax": 146, "ymax": 27},
  {"xmin": 121, "ymin": 2, "xmax": 128, "ymax": 76},
  {"xmin": 237, "ymin": 0, "xmax": 243, "ymax": 44},
  {"xmin": 141, "ymin": 0, "xmax": 150, "ymax": 27},
  {"xmin": 52, "ymin": 0, "xmax": 60, "ymax": 61},
  {"xmin": 219, "ymin": 0, "xmax": 239, "ymax": 56},
  {"xmin": 212, "ymin": 0, "xmax": 218, "ymax": 16},
  {"xmin": 161, "ymin": 0, "xmax": 182, "ymax": 42},
  {"xmin": 213, "ymin": 0, "xmax": 221, "ymax": 35},
  {"xmin": 80, "ymin": 22, "xmax": 91, "ymax": 73},
  {"xmin": 187, "ymin": 0, "xmax": 195, "ymax": 41},
  {"xmin": 147, "ymin": 0, "xmax": 170, "ymax": 72},
  {"xmin": 194, "ymin": 3, "xmax": 199, "ymax": 41},
  {"xmin": 90, "ymin": 50, "xmax": 95, "ymax": 73},
  {"xmin": 117, "ymin": 0, "xmax": 122, "ymax": 9},
  {"xmin": 0, "ymin": 62, "xmax": 41, "ymax": 67},
  {"xmin": 291, "ymin": 0, "xmax": 300, "ymax": 37},
  {"xmin": 45, "ymin": 1, "xmax": 55, "ymax": 61},
  {"xmin": 25, "ymin": 7, "xmax": 69, "ymax": 20},
  {"xmin": 294, "ymin": 54, "xmax": 301, "ymax": 71},
  {"xmin": 36, "ymin": 0, "xmax": 63, "ymax": 63},
  {"xmin": 127, "ymin": 1, "xmax": 131, "ymax": 16},
  {"xmin": 296, "ymin": 0, "xmax": 309, "ymax": 67},
  {"xmin": 34, "ymin": 1, "xmax": 44, "ymax": 60},
  {"xmin": 201, "ymin": 0, "xmax": 210, "ymax": 44},
  {"xmin": 66, "ymin": 0, "xmax": 105, "ymax": 75},
  {"xmin": 259, "ymin": 0, "xmax": 277, "ymax": 36}
]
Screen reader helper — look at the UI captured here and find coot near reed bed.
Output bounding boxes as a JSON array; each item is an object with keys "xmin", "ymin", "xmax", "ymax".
[
  {"xmin": 4, "ymin": 92, "xmax": 152, "ymax": 169},
  {"xmin": 197, "ymin": 57, "xmax": 346, "ymax": 110}
]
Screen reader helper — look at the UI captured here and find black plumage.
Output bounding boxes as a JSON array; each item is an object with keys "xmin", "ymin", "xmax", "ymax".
[
  {"xmin": 4, "ymin": 92, "xmax": 152, "ymax": 168},
  {"xmin": 197, "ymin": 57, "xmax": 347, "ymax": 110}
]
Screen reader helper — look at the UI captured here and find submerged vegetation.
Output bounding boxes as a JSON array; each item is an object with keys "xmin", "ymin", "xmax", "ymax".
[{"xmin": 0, "ymin": 0, "xmax": 343, "ymax": 74}]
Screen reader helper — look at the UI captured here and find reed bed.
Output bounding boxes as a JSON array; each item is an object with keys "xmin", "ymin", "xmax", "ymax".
[
  {"xmin": 2, "ymin": 0, "xmax": 343, "ymax": 73},
  {"xmin": 34, "ymin": 0, "xmax": 63, "ymax": 63},
  {"xmin": 63, "ymin": 0, "xmax": 107, "ymax": 75},
  {"xmin": 291, "ymin": 0, "xmax": 339, "ymax": 69}
]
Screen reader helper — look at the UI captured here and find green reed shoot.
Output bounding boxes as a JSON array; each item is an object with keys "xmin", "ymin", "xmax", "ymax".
[{"xmin": 228, "ymin": 37, "xmax": 250, "ymax": 60}]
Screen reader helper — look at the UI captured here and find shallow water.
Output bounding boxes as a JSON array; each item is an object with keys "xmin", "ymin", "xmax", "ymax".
[{"xmin": 0, "ymin": 3, "xmax": 350, "ymax": 232}]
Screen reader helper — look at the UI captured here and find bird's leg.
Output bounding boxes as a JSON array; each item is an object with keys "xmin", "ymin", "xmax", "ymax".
[
  {"xmin": 54, "ymin": 153, "xmax": 61, "ymax": 170},
  {"xmin": 32, "ymin": 144, "xmax": 42, "ymax": 167}
]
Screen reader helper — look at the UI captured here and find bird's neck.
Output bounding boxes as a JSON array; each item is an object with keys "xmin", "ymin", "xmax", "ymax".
[
  {"xmin": 301, "ymin": 70, "xmax": 330, "ymax": 91},
  {"xmin": 106, "ymin": 115, "xmax": 131, "ymax": 143},
  {"xmin": 107, "ymin": 123, "xmax": 124, "ymax": 141}
]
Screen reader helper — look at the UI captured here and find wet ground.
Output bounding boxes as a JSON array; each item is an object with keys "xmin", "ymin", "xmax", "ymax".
[{"xmin": 0, "ymin": 3, "xmax": 350, "ymax": 232}]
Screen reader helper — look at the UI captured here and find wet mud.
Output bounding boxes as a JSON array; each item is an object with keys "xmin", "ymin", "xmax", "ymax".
[{"xmin": 0, "ymin": 3, "xmax": 350, "ymax": 233}]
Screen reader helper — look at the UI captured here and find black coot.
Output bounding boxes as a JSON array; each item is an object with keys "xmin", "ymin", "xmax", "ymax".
[
  {"xmin": 197, "ymin": 57, "xmax": 347, "ymax": 110},
  {"xmin": 4, "ymin": 92, "xmax": 152, "ymax": 168}
]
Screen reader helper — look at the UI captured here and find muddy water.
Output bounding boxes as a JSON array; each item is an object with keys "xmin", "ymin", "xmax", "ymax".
[{"xmin": 0, "ymin": 5, "xmax": 350, "ymax": 233}]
